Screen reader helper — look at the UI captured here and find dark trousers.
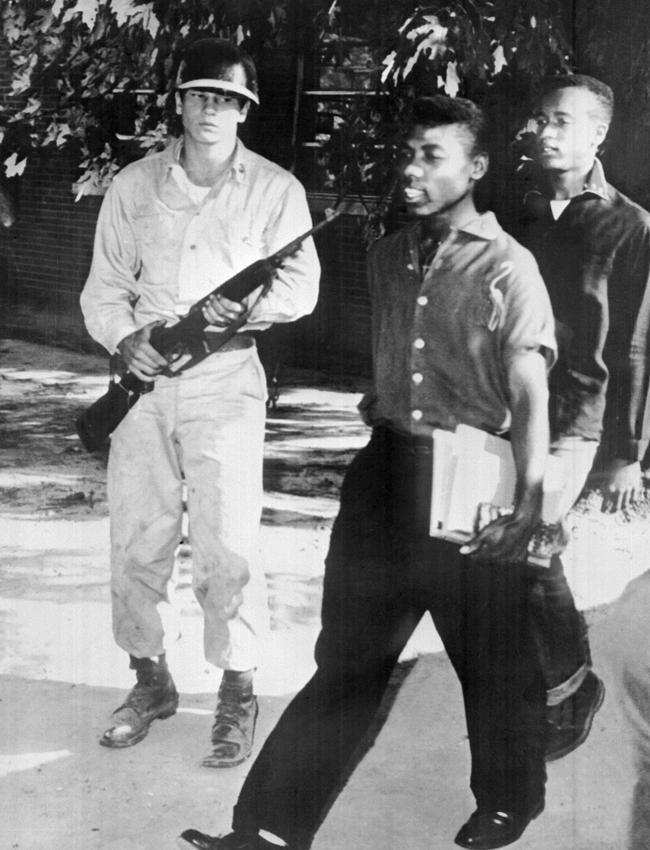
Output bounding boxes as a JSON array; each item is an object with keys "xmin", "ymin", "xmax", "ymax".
[
  {"xmin": 233, "ymin": 429, "xmax": 547, "ymax": 848},
  {"xmin": 530, "ymin": 555, "xmax": 590, "ymax": 695},
  {"xmin": 528, "ymin": 436, "xmax": 597, "ymax": 695}
]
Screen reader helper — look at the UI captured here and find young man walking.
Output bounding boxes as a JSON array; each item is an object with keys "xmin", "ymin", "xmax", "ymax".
[
  {"xmin": 179, "ymin": 95, "xmax": 557, "ymax": 850},
  {"xmin": 513, "ymin": 75, "xmax": 650, "ymax": 761},
  {"xmin": 80, "ymin": 38, "xmax": 319, "ymax": 767}
]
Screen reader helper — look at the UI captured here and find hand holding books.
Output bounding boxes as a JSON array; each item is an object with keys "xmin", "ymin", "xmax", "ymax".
[
  {"xmin": 429, "ymin": 425, "xmax": 570, "ymax": 567},
  {"xmin": 464, "ymin": 502, "xmax": 571, "ymax": 563}
]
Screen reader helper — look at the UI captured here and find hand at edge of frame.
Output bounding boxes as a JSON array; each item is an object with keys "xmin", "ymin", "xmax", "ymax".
[{"xmin": 597, "ymin": 458, "xmax": 643, "ymax": 513}]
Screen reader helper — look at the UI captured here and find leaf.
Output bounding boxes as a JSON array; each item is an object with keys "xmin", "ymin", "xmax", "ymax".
[
  {"xmin": 61, "ymin": 0, "xmax": 99, "ymax": 30},
  {"xmin": 493, "ymin": 44, "xmax": 507, "ymax": 74},
  {"xmin": 380, "ymin": 51, "xmax": 396, "ymax": 85},
  {"xmin": 444, "ymin": 60, "xmax": 460, "ymax": 97},
  {"xmin": 402, "ymin": 51, "xmax": 419, "ymax": 79},
  {"xmin": 4, "ymin": 153, "xmax": 28, "ymax": 178},
  {"xmin": 111, "ymin": 2, "xmax": 159, "ymax": 39},
  {"xmin": 10, "ymin": 54, "xmax": 38, "ymax": 95},
  {"xmin": 22, "ymin": 96, "xmax": 41, "ymax": 116},
  {"xmin": 398, "ymin": 11, "xmax": 418, "ymax": 35},
  {"xmin": 55, "ymin": 123, "xmax": 72, "ymax": 147},
  {"xmin": 406, "ymin": 20, "xmax": 447, "ymax": 44},
  {"xmin": 421, "ymin": 29, "xmax": 449, "ymax": 62},
  {"xmin": 110, "ymin": 0, "xmax": 136, "ymax": 26}
]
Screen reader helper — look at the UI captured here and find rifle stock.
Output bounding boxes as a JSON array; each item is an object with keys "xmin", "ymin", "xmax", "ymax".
[
  {"xmin": 76, "ymin": 209, "xmax": 340, "ymax": 452},
  {"xmin": 76, "ymin": 373, "xmax": 145, "ymax": 453}
]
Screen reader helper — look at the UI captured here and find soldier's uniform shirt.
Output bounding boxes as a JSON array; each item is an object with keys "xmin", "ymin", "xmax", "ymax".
[{"xmin": 80, "ymin": 139, "xmax": 319, "ymax": 669}]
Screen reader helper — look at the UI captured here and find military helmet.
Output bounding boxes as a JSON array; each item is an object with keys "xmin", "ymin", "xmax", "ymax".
[{"xmin": 176, "ymin": 38, "xmax": 259, "ymax": 105}]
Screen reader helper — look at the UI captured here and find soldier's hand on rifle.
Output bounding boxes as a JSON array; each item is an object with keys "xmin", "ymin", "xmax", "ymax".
[
  {"xmin": 202, "ymin": 293, "xmax": 246, "ymax": 328},
  {"xmin": 117, "ymin": 320, "xmax": 169, "ymax": 382}
]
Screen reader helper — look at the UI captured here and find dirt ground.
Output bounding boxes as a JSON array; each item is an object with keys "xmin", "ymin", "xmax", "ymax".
[{"xmin": 1, "ymin": 337, "xmax": 649, "ymax": 850}]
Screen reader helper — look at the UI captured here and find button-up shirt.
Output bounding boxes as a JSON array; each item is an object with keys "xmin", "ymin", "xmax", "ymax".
[
  {"xmin": 361, "ymin": 212, "xmax": 556, "ymax": 438},
  {"xmin": 81, "ymin": 139, "xmax": 320, "ymax": 354},
  {"xmin": 514, "ymin": 159, "xmax": 650, "ymax": 461}
]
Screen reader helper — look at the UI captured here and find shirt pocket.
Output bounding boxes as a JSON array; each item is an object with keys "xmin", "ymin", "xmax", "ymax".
[
  {"xmin": 132, "ymin": 210, "xmax": 181, "ymax": 246},
  {"xmin": 132, "ymin": 211, "xmax": 184, "ymax": 283},
  {"xmin": 213, "ymin": 196, "xmax": 267, "ymax": 259}
]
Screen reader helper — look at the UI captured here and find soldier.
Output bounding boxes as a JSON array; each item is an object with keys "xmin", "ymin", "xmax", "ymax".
[{"xmin": 80, "ymin": 38, "xmax": 319, "ymax": 767}]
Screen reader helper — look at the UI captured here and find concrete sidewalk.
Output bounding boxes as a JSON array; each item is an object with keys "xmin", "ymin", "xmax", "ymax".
[{"xmin": 0, "ymin": 602, "xmax": 638, "ymax": 850}]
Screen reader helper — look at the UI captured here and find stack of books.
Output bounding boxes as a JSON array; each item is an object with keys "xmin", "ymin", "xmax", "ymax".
[{"xmin": 429, "ymin": 424, "xmax": 567, "ymax": 567}]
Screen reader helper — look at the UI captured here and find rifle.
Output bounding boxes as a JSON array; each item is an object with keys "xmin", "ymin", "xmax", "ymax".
[{"xmin": 76, "ymin": 208, "xmax": 341, "ymax": 452}]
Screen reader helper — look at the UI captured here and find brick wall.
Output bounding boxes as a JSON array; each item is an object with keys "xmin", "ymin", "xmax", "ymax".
[
  {"xmin": 0, "ymin": 33, "xmax": 103, "ymax": 349},
  {"xmin": 0, "ymin": 154, "xmax": 102, "ymax": 347}
]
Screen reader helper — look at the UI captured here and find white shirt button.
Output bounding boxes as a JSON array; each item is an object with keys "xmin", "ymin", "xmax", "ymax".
[
  {"xmin": 411, "ymin": 409, "xmax": 423, "ymax": 421},
  {"xmin": 412, "ymin": 372, "xmax": 423, "ymax": 385},
  {"xmin": 417, "ymin": 295, "xmax": 428, "ymax": 306},
  {"xmin": 414, "ymin": 338, "xmax": 425, "ymax": 349},
  {"xmin": 406, "ymin": 263, "xmax": 414, "ymax": 271}
]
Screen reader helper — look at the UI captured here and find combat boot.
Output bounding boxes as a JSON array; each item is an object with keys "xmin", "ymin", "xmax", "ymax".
[
  {"xmin": 202, "ymin": 673, "xmax": 258, "ymax": 768},
  {"xmin": 100, "ymin": 655, "xmax": 179, "ymax": 748}
]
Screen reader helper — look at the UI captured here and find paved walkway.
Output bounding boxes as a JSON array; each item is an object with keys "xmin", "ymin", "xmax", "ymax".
[{"xmin": 0, "ymin": 339, "xmax": 647, "ymax": 849}]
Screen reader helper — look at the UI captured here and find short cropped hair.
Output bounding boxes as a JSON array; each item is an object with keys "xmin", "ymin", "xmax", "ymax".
[
  {"xmin": 541, "ymin": 74, "xmax": 614, "ymax": 125},
  {"xmin": 408, "ymin": 95, "xmax": 489, "ymax": 157}
]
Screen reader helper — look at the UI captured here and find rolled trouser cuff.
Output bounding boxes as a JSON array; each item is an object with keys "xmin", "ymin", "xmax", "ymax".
[{"xmin": 546, "ymin": 662, "xmax": 589, "ymax": 706}]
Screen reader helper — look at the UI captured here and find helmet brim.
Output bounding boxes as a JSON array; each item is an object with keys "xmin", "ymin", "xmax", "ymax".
[{"xmin": 176, "ymin": 78, "xmax": 259, "ymax": 105}]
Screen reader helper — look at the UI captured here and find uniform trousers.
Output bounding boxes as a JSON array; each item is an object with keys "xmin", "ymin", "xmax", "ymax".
[
  {"xmin": 232, "ymin": 427, "xmax": 547, "ymax": 849},
  {"xmin": 107, "ymin": 344, "xmax": 270, "ymax": 672}
]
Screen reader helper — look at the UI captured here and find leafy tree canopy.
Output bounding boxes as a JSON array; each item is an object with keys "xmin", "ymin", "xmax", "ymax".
[
  {"xmin": 316, "ymin": 0, "xmax": 572, "ymax": 239},
  {"xmin": 1, "ymin": 0, "xmax": 290, "ymax": 192},
  {"xmin": 1, "ymin": 0, "xmax": 572, "ymax": 208}
]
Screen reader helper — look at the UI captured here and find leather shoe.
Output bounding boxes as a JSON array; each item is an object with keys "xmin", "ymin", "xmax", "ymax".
[
  {"xmin": 546, "ymin": 670, "xmax": 605, "ymax": 761},
  {"xmin": 454, "ymin": 800, "xmax": 544, "ymax": 849},
  {"xmin": 177, "ymin": 829, "xmax": 289, "ymax": 849}
]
